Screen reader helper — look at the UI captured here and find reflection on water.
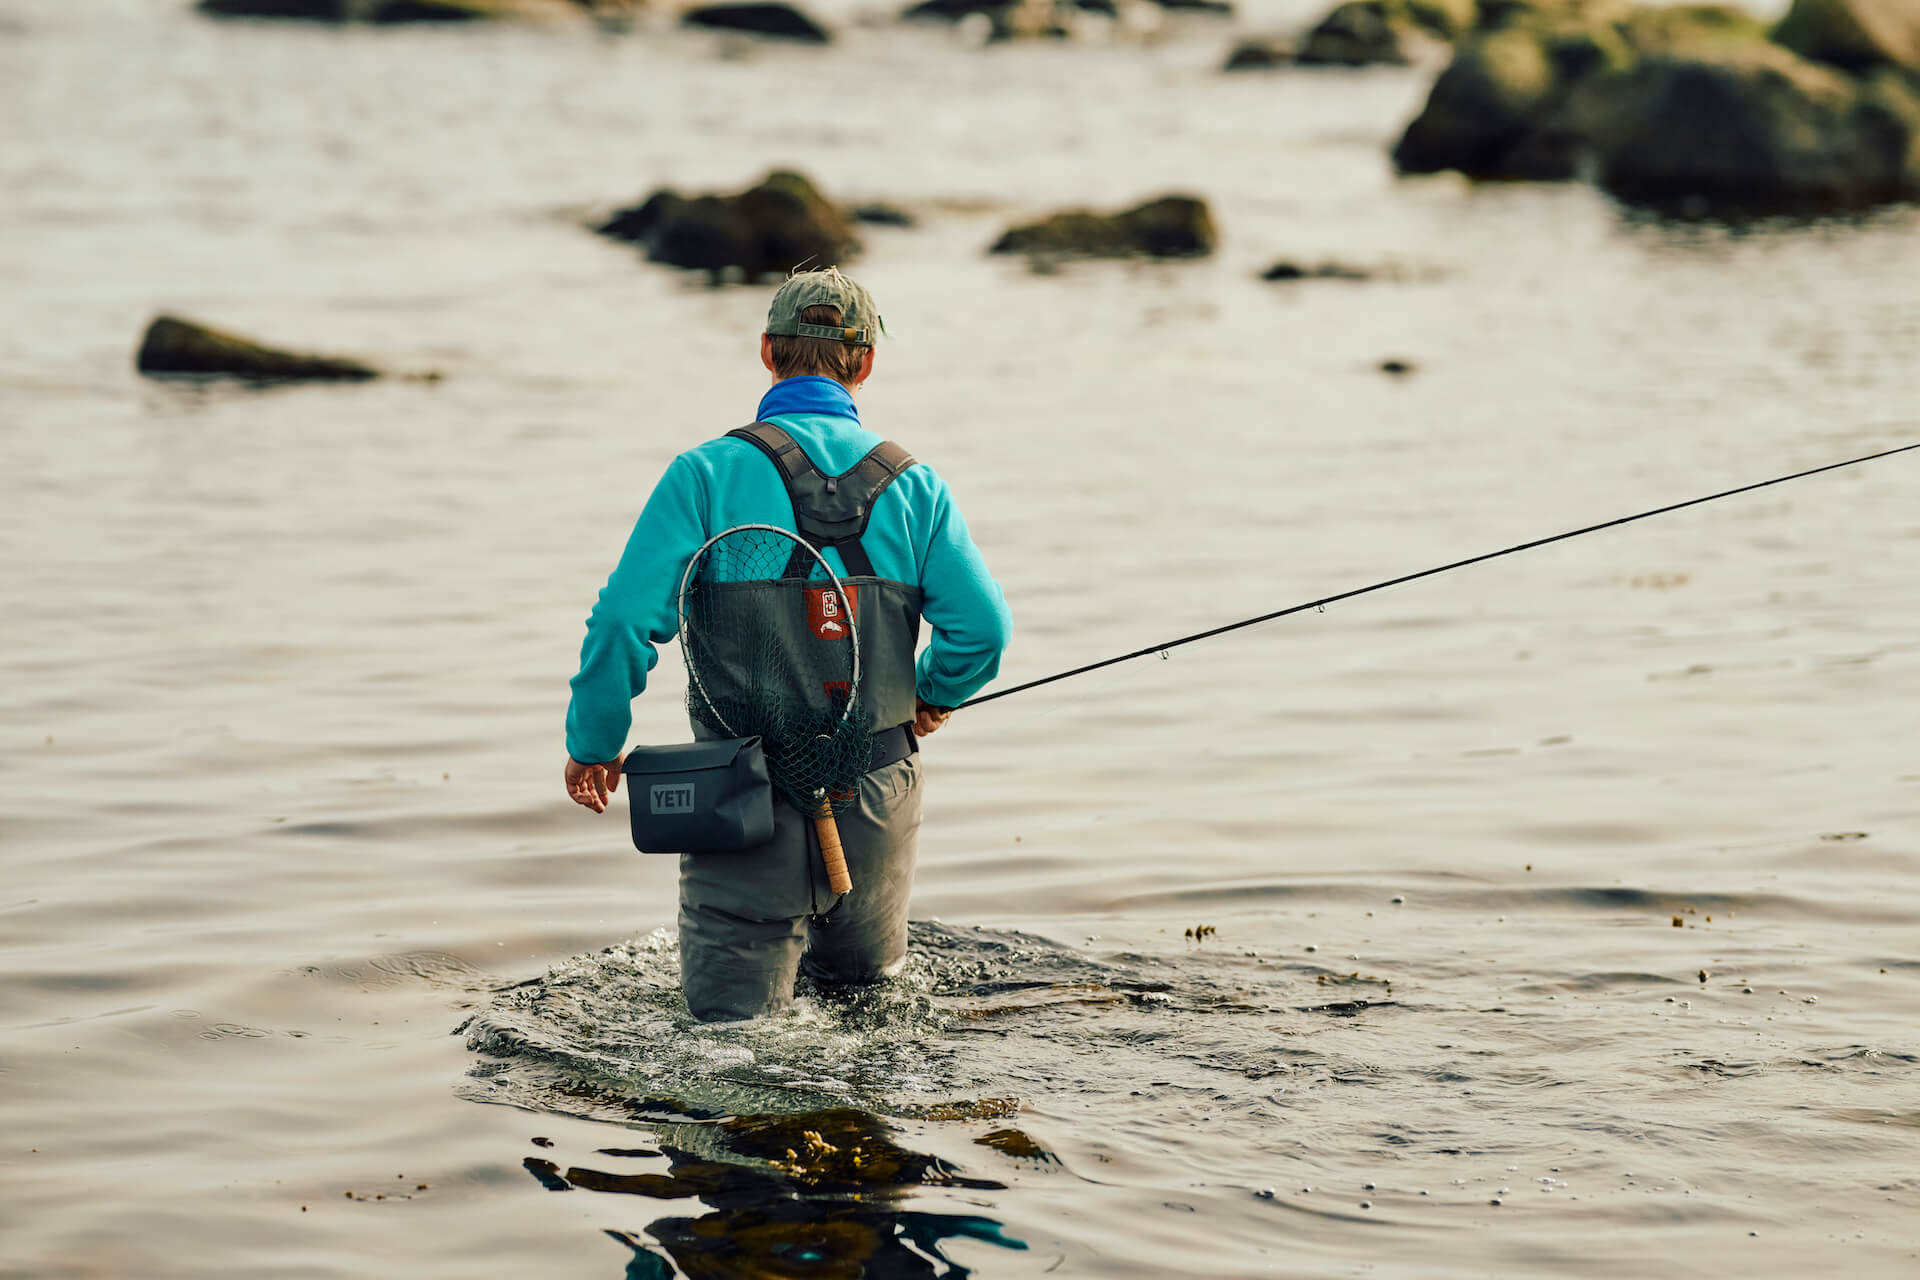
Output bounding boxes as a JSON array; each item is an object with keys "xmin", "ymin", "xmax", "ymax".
[
  {"xmin": 522, "ymin": 1109, "xmax": 1025, "ymax": 1279},
  {"xmin": 459, "ymin": 925, "xmax": 1171, "ymax": 1275},
  {"xmin": 462, "ymin": 916, "xmax": 1920, "ymax": 1275}
]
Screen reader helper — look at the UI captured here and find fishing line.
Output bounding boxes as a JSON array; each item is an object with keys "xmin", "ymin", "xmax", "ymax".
[{"xmin": 958, "ymin": 439, "xmax": 1920, "ymax": 710}]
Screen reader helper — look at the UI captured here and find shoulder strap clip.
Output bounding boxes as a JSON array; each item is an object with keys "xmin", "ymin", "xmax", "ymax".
[{"xmin": 726, "ymin": 422, "xmax": 917, "ymax": 578}]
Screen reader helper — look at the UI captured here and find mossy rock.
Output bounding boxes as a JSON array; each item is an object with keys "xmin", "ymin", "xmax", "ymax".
[
  {"xmin": 1389, "ymin": 0, "xmax": 1837, "ymax": 190},
  {"xmin": 596, "ymin": 170, "xmax": 859, "ymax": 282},
  {"xmin": 136, "ymin": 315, "xmax": 380, "ymax": 382},
  {"xmin": 1474, "ymin": 0, "xmax": 1630, "ymax": 33},
  {"xmin": 1287, "ymin": 0, "xmax": 1470, "ymax": 67},
  {"xmin": 1570, "ymin": 41, "xmax": 1920, "ymax": 210},
  {"xmin": 1774, "ymin": 0, "xmax": 1920, "ymax": 73},
  {"xmin": 1619, "ymin": 3, "xmax": 1768, "ymax": 52},
  {"xmin": 1392, "ymin": 27, "xmax": 1560, "ymax": 173},
  {"xmin": 1297, "ymin": 0, "xmax": 1418, "ymax": 64},
  {"xmin": 990, "ymin": 195, "xmax": 1217, "ymax": 259},
  {"xmin": 1406, "ymin": 0, "xmax": 1477, "ymax": 37}
]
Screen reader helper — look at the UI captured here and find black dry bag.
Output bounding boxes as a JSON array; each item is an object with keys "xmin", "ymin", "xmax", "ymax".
[{"xmin": 620, "ymin": 737, "xmax": 775, "ymax": 853}]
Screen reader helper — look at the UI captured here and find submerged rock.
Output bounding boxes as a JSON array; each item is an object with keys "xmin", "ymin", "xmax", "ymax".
[
  {"xmin": 989, "ymin": 195, "xmax": 1217, "ymax": 259},
  {"xmin": 681, "ymin": 2, "xmax": 832, "ymax": 41},
  {"xmin": 136, "ymin": 315, "xmax": 381, "ymax": 382},
  {"xmin": 596, "ymin": 170, "xmax": 860, "ymax": 283}
]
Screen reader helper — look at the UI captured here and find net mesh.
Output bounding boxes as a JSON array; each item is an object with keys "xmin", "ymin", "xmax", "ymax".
[{"xmin": 680, "ymin": 526, "xmax": 874, "ymax": 817}]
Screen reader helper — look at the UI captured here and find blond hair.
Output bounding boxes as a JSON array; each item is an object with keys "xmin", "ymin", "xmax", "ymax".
[{"xmin": 768, "ymin": 304, "xmax": 869, "ymax": 386}]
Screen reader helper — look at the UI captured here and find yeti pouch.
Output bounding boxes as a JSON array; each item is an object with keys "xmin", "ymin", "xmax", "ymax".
[{"xmin": 620, "ymin": 737, "xmax": 774, "ymax": 854}]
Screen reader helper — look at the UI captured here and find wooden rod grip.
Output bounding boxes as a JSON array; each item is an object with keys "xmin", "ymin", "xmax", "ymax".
[{"xmin": 813, "ymin": 807, "xmax": 852, "ymax": 895}]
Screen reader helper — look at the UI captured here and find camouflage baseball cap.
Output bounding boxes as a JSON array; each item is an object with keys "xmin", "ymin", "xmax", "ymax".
[{"xmin": 765, "ymin": 268, "xmax": 884, "ymax": 345}]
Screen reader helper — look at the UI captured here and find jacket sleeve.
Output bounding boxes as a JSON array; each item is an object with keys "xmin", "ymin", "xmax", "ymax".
[
  {"xmin": 913, "ymin": 474, "xmax": 1013, "ymax": 709},
  {"xmin": 564, "ymin": 454, "xmax": 707, "ymax": 764}
]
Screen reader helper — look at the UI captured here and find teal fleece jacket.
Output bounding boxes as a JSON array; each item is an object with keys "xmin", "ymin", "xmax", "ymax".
[{"xmin": 565, "ymin": 377, "xmax": 1013, "ymax": 765}]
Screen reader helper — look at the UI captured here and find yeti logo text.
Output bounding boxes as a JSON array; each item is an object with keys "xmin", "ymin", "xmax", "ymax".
[
  {"xmin": 650, "ymin": 783, "xmax": 695, "ymax": 815},
  {"xmin": 806, "ymin": 585, "xmax": 859, "ymax": 640}
]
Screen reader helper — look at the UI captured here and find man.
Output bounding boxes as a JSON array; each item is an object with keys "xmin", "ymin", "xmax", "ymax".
[{"xmin": 562, "ymin": 268, "xmax": 1013, "ymax": 1021}]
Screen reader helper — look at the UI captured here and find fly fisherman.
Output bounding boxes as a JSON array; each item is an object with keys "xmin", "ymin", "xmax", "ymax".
[{"xmin": 562, "ymin": 269, "xmax": 1013, "ymax": 1022}]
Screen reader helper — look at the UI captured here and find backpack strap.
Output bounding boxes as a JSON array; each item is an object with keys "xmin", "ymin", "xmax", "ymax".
[{"xmin": 726, "ymin": 422, "xmax": 917, "ymax": 579}]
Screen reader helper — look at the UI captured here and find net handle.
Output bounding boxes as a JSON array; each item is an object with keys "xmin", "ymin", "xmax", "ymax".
[
  {"xmin": 676, "ymin": 522, "xmax": 864, "ymax": 738},
  {"xmin": 813, "ymin": 800, "xmax": 852, "ymax": 895}
]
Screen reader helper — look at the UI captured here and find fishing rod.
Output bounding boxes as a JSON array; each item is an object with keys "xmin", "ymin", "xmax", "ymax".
[{"xmin": 958, "ymin": 439, "xmax": 1920, "ymax": 710}]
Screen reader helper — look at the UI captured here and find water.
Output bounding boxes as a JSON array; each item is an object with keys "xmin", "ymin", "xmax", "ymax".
[{"xmin": 4, "ymin": 2, "xmax": 1920, "ymax": 1275}]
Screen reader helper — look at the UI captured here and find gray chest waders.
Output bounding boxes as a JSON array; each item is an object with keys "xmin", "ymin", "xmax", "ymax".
[
  {"xmin": 722, "ymin": 422, "xmax": 926, "ymax": 905},
  {"xmin": 672, "ymin": 426, "xmax": 933, "ymax": 1018}
]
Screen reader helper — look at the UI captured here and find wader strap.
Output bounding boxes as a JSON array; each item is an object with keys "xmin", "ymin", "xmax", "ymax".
[
  {"xmin": 727, "ymin": 421, "xmax": 916, "ymax": 577},
  {"xmin": 834, "ymin": 539, "xmax": 877, "ymax": 579}
]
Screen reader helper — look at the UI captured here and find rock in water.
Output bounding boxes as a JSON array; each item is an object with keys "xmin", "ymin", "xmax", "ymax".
[
  {"xmin": 649, "ymin": 194, "xmax": 757, "ymax": 279},
  {"xmin": 1384, "ymin": 0, "xmax": 1918, "ymax": 208},
  {"xmin": 197, "ymin": 0, "xmax": 574, "ymax": 19},
  {"xmin": 1392, "ymin": 27, "xmax": 1565, "ymax": 175},
  {"xmin": 1297, "ymin": 1, "xmax": 1417, "ymax": 65},
  {"xmin": 198, "ymin": 0, "xmax": 343, "ymax": 16},
  {"xmin": 596, "ymin": 171, "xmax": 859, "ymax": 282},
  {"xmin": 1262, "ymin": 260, "xmax": 1376, "ymax": 280},
  {"xmin": 1223, "ymin": 35, "xmax": 1295, "ymax": 68},
  {"xmin": 681, "ymin": 2, "xmax": 831, "ymax": 40},
  {"xmin": 1574, "ymin": 43, "xmax": 1920, "ymax": 210},
  {"xmin": 1282, "ymin": 0, "xmax": 1474, "ymax": 67},
  {"xmin": 596, "ymin": 189, "xmax": 686, "ymax": 244},
  {"xmin": 371, "ymin": 0, "xmax": 489, "ymax": 16},
  {"xmin": 1774, "ymin": 0, "xmax": 1920, "ymax": 72},
  {"xmin": 136, "ymin": 315, "xmax": 380, "ymax": 382},
  {"xmin": 990, "ymin": 195, "xmax": 1217, "ymax": 259},
  {"xmin": 899, "ymin": 0, "xmax": 1139, "ymax": 41},
  {"xmin": 1618, "ymin": 3, "xmax": 1769, "ymax": 52},
  {"xmin": 850, "ymin": 202, "xmax": 916, "ymax": 227},
  {"xmin": 898, "ymin": 0, "xmax": 1007, "ymax": 21},
  {"xmin": 1155, "ymin": 0, "xmax": 1234, "ymax": 14}
]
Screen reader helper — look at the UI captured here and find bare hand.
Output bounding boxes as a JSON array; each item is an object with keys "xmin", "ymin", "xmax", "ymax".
[
  {"xmin": 914, "ymin": 700, "xmax": 953, "ymax": 737},
  {"xmin": 565, "ymin": 756, "xmax": 622, "ymax": 813}
]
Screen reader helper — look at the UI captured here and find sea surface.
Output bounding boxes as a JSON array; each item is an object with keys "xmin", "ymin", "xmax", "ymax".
[{"xmin": 4, "ymin": 2, "xmax": 1919, "ymax": 1276}]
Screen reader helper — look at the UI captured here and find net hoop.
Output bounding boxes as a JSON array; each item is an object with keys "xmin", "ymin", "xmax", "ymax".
[{"xmin": 676, "ymin": 523, "xmax": 863, "ymax": 742}]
